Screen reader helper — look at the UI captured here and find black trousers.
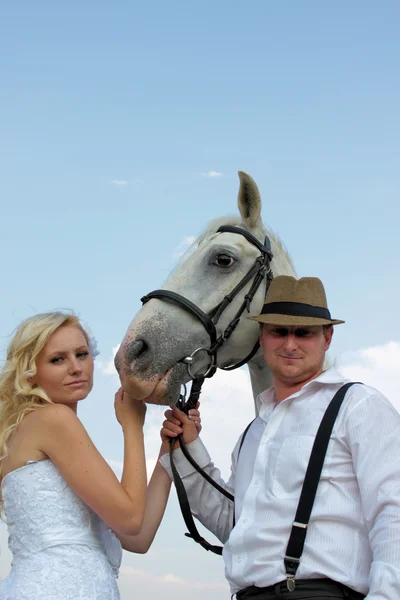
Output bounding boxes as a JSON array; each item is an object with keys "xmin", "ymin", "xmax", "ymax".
[{"xmin": 236, "ymin": 578, "xmax": 365, "ymax": 600}]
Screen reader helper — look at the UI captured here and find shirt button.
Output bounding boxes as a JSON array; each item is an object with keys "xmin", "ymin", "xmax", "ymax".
[
  {"xmin": 235, "ymin": 555, "xmax": 243, "ymax": 563},
  {"xmin": 253, "ymin": 478, "xmax": 260, "ymax": 486},
  {"xmin": 242, "ymin": 518, "xmax": 249, "ymax": 525}
]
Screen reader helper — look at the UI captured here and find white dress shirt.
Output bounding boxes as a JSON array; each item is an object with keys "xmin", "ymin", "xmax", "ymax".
[{"xmin": 160, "ymin": 368, "xmax": 400, "ymax": 598}]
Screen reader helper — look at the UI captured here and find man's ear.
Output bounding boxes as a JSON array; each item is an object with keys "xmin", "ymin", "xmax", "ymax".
[
  {"xmin": 324, "ymin": 326, "xmax": 334, "ymax": 351},
  {"xmin": 259, "ymin": 324, "xmax": 264, "ymax": 348}
]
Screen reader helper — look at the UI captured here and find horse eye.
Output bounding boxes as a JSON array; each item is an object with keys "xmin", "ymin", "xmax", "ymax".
[{"xmin": 215, "ymin": 254, "xmax": 235, "ymax": 267}]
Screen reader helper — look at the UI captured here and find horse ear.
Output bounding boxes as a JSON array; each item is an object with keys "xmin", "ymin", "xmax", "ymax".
[{"xmin": 237, "ymin": 171, "xmax": 262, "ymax": 228}]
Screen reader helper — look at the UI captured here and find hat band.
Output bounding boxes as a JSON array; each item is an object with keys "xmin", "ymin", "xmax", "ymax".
[{"xmin": 261, "ymin": 301, "xmax": 332, "ymax": 320}]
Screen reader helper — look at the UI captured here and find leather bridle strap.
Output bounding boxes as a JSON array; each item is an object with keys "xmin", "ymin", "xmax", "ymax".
[
  {"xmin": 141, "ymin": 290, "xmax": 217, "ymax": 345},
  {"xmin": 209, "ymin": 255, "xmax": 266, "ymax": 325},
  {"xmin": 217, "ymin": 225, "xmax": 273, "ymax": 256}
]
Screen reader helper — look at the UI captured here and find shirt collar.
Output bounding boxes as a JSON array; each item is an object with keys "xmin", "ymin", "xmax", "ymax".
[{"xmin": 255, "ymin": 367, "xmax": 347, "ymax": 414}]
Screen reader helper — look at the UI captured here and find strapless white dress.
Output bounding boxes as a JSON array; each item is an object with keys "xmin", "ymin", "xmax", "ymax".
[{"xmin": 0, "ymin": 459, "xmax": 122, "ymax": 599}]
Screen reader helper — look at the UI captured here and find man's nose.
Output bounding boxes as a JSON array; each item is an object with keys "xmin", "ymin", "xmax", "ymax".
[{"xmin": 284, "ymin": 333, "xmax": 299, "ymax": 351}]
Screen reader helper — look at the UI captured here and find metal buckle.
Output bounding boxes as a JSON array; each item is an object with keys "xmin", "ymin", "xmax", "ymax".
[
  {"xmin": 285, "ymin": 555, "xmax": 300, "ymax": 563},
  {"xmin": 183, "ymin": 347, "xmax": 216, "ymax": 379},
  {"xmin": 292, "ymin": 521, "xmax": 307, "ymax": 529}
]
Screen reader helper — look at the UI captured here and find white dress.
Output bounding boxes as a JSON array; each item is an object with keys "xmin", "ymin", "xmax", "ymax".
[{"xmin": 0, "ymin": 459, "xmax": 122, "ymax": 599}]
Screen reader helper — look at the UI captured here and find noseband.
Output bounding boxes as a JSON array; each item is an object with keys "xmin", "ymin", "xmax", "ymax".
[{"xmin": 140, "ymin": 225, "xmax": 274, "ymax": 554}]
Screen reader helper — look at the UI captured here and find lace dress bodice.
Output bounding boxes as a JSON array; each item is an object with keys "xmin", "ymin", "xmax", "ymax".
[{"xmin": 0, "ymin": 459, "xmax": 122, "ymax": 599}]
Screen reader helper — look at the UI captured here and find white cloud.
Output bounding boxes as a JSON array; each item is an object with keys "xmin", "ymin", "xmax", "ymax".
[
  {"xmin": 119, "ymin": 565, "xmax": 228, "ymax": 591},
  {"xmin": 338, "ymin": 341, "xmax": 400, "ymax": 412},
  {"xmin": 107, "ymin": 457, "xmax": 158, "ymax": 483},
  {"xmin": 111, "ymin": 179, "xmax": 129, "ymax": 186},
  {"xmin": 173, "ymin": 235, "xmax": 196, "ymax": 258},
  {"xmin": 106, "ymin": 458, "xmax": 123, "ymax": 476},
  {"xmin": 146, "ymin": 457, "xmax": 157, "ymax": 477},
  {"xmin": 162, "ymin": 573, "xmax": 185, "ymax": 584},
  {"xmin": 188, "ymin": 369, "xmax": 255, "ymax": 477},
  {"xmin": 201, "ymin": 171, "xmax": 223, "ymax": 178},
  {"xmin": 102, "ymin": 345, "xmax": 120, "ymax": 376}
]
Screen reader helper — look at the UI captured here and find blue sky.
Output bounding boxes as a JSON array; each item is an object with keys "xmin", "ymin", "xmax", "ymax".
[{"xmin": 1, "ymin": 2, "xmax": 399, "ymax": 598}]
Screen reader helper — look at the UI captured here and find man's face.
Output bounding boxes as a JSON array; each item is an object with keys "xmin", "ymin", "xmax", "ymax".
[{"xmin": 260, "ymin": 324, "xmax": 333, "ymax": 387}]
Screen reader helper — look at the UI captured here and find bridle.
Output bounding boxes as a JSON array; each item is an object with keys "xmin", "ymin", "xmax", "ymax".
[
  {"xmin": 141, "ymin": 225, "xmax": 274, "ymax": 554},
  {"xmin": 142, "ymin": 225, "xmax": 274, "ymax": 377}
]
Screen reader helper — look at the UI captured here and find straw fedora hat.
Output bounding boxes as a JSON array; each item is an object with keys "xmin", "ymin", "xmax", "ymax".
[{"xmin": 248, "ymin": 276, "xmax": 345, "ymax": 327}]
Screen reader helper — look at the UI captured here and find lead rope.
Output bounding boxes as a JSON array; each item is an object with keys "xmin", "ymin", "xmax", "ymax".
[{"xmin": 169, "ymin": 375, "xmax": 233, "ymax": 555}]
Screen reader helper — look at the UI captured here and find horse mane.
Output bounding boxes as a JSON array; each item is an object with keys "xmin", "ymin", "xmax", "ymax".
[{"xmin": 173, "ymin": 215, "xmax": 295, "ymax": 273}]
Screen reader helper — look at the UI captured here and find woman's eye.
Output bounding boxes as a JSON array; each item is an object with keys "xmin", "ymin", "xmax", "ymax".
[
  {"xmin": 77, "ymin": 351, "xmax": 89, "ymax": 359},
  {"xmin": 214, "ymin": 254, "xmax": 235, "ymax": 267},
  {"xmin": 50, "ymin": 356, "xmax": 63, "ymax": 364}
]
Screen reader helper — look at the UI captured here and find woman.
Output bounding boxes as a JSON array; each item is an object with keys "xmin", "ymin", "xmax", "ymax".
[{"xmin": 0, "ymin": 311, "xmax": 200, "ymax": 599}]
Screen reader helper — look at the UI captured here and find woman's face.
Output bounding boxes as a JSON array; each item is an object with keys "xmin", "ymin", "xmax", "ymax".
[{"xmin": 33, "ymin": 324, "xmax": 94, "ymax": 406}]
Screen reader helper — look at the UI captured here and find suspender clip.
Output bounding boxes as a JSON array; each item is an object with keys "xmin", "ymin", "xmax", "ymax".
[
  {"xmin": 284, "ymin": 554, "xmax": 299, "ymax": 591},
  {"xmin": 286, "ymin": 575, "xmax": 295, "ymax": 592}
]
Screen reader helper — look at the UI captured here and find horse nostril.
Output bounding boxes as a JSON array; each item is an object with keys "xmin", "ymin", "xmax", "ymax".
[{"xmin": 125, "ymin": 339, "xmax": 149, "ymax": 364}]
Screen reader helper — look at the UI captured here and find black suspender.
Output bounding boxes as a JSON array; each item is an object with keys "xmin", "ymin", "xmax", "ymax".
[
  {"xmin": 283, "ymin": 382, "xmax": 359, "ymax": 591},
  {"xmin": 238, "ymin": 418, "xmax": 256, "ymax": 458}
]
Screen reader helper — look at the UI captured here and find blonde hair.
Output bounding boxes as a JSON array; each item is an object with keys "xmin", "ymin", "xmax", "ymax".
[{"xmin": 0, "ymin": 311, "xmax": 96, "ymax": 505}]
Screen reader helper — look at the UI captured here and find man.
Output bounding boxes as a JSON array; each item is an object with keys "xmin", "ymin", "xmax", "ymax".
[{"xmin": 159, "ymin": 276, "xmax": 400, "ymax": 599}]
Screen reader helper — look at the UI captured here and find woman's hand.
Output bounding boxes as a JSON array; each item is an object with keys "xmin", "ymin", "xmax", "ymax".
[{"xmin": 115, "ymin": 388, "xmax": 146, "ymax": 430}]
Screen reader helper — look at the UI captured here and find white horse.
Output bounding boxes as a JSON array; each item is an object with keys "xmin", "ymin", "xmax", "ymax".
[{"xmin": 115, "ymin": 172, "xmax": 296, "ymax": 414}]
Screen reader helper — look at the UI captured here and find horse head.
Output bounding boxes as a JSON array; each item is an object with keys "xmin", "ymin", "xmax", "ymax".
[{"xmin": 115, "ymin": 172, "xmax": 295, "ymax": 405}]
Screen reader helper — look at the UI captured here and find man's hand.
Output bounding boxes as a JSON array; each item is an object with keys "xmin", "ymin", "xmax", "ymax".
[{"xmin": 160, "ymin": 403, "xmax": 201, "ymax": 455}]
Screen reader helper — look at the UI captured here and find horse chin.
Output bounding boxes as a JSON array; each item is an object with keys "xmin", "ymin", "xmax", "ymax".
[
  {"xmin": 120, "ymin": 363, "xmax": 187, "ymax": 406},
  {"xmin": 120, "ymin": 375, "xmax": 160, "ymax": 401}
]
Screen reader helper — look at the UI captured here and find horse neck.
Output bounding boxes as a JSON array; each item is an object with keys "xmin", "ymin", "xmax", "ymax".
[
  {"xmin": 247, "ymin": 351, "xmax": 274, "ymax": 413},
  {"xmin": 246, "ymin": 233, "xmax": 296, "ymax": 414}
]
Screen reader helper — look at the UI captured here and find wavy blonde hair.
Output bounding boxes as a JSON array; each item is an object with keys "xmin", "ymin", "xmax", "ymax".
[{"xmin": 0, "ymin": 311, "xmax": 95, "ymax": 504}]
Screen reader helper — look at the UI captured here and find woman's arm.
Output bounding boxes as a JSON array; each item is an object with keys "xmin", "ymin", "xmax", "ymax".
[
  {"xmin": 117, "ymin": 451, "xmax": 172, "ymax": 553},
  {"xmin": 37, "ymin": 390, "xmax": 147, "ymax": 536}
]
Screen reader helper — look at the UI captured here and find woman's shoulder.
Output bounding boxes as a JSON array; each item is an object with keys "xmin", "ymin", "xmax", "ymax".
[
  {"xmin": 34, "ymin": 403, "xmax": 79, "ymax": 424},
  {"xmin": 11, "ymin": 404, "xmax": 78, "ymax": 436},
  {"xmin": 2, "ymin": 409, "xmax": 52, "ymax": 478},
  {"xmin": 8, "ymin": 405, "xmax": 79, "ymax": 456}
]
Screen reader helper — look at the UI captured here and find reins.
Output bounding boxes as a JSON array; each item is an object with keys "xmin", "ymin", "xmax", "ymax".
[{"xmin": 141, "ymin": 225, "xmax": 274, "ymax": 553}]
